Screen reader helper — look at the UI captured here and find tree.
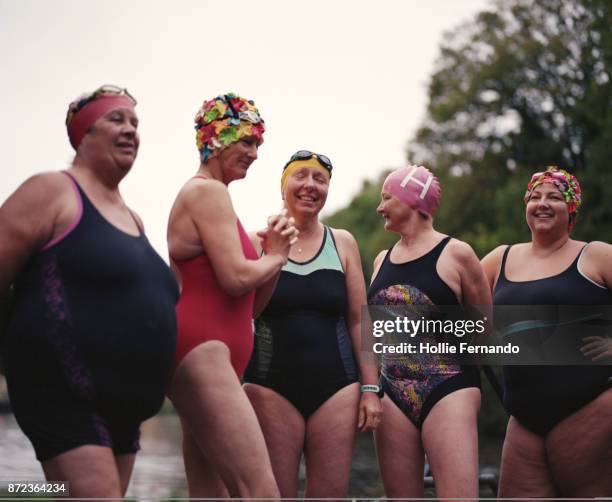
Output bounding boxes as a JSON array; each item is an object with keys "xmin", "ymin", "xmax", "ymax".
[{"xmin": 409, "ymin": 0, "xmax": 612, "ymax": 253}]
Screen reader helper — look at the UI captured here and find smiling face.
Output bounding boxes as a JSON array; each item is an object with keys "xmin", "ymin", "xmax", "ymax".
[
  {"xmin": 218, "ymin": 135, "xmax": 261, "ymax": 183},
  {"xmin": 377, "ymin": 190, "xmax": 414, "ymax": 232},
  {"xmin": 525, "ymin": 183, "xmax": 570, "ymax": 236},
  {"xmin": 83, "ymin": 106, "xmax": 140, "ymax": 172},
  {"xmin": 283, "ymin": 166, "xmax": 330, "ymax": 217}
]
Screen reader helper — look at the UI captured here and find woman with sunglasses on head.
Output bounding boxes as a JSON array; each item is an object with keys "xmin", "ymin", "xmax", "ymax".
[
  {"xmin": 167, "ymin": 94, "xmax": 297, "ymax": 500},
  {"xmin": 243, "ymin": 150, "xmax": 382, "ymax": 500},
  {"xmin": 368, "ymin": 165, "xmax": 491, "ymax": 499},
  {"xmin": 481, "ymin": 166, "xmax": 612, "ymax": 497},
  {"xmin": 0, "ymin": 85, "xmax": 178, "ymax": 497}
]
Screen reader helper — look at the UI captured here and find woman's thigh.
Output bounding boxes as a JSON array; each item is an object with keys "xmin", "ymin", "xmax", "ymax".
[
  {"xmin": 303, "ymin": 382, "xmax": 360, "ymax": 499},
  {"xmin": 498, "ymin": 416, "xmax": 556, "ymax": 498},
  {"xmin": 169, "ymin": 341, "xmax": 277, "ymax": 497},
  {"xmin": 244, "ymin": 383, "xmax": 306, "ymax": 498},
  {"xmin": 421, "ymin": 387, "xmax": 480, "ymax": 498},
  {"xmin": 374, "ymin": 393, "xmax": 425, "ymax": 499},
  {"xmin": 546, "ymin": 388, "xmax": 612, "ymax": 496},
  {"xmin": 42, "ymin": 445, "xmax": 123, "ymax": 498}
]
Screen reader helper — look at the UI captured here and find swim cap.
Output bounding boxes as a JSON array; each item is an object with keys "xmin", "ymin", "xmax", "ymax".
[
  {"xmin": 280, "ymin": 151, "xmax": 332, "ymax": 192},
  {"xmin": 194, "ymin": 93, "xmax": 265, "ymax": 162},
  {"xmin": 524, "ymin": 166, "xmax": 581, "ymax": 228},
  {"xmin": 382, "ymin": 165, "xmax": 441, "ymax": 217},
  {"xmin": 66, "ymin": 85, "xmax": 136, "ymax": 150}
]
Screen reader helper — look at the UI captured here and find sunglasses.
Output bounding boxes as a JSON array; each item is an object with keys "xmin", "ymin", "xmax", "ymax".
[
  {"xmin": 93, "ymin": 84, "xmax": 137, "ymax": 104},
  {"xmin": 66, "ymin": 85, "xmax": 137, "ymax": 125},
  {"xmin": 283, "ymin": 150, "xmax": 333, "ymax": 174}
]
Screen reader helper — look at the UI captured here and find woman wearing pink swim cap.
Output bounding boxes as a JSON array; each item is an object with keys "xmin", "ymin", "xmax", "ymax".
[
  {"xmin": 367, "ymin": 164, "xmax": 491, "ymax": 498},
  {"xmin": 481, "ymin": 166, "xmax": 612, "ymax": 497},
  {"xmin": 0, "ymin": 85, "xmax": 178, "ymax": 497}
]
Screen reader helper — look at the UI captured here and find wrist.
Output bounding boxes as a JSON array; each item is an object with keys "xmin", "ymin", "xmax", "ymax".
[{"xmin": 361, "ymin": 384, "xmax": 383, "ymax": 398}]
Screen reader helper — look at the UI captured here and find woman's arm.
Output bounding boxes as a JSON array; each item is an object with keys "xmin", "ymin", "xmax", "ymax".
[
  {"xmin": 186, "ymin": 180, "xmax": 291, "ymax": 296},
  {"xmin": 370, "ymin": 250, "xmax": 387, "ymax": 285},
  {"xmin": 248, "ymin": 229, "xmax": 282, "ymax": 318},
  {"xmin": 1, "ymin": 173, "xmax": 74, "ymax": 334},
  {"xmin": 454, "ymin": 241, "xmax": 493, "ymax": 306},
  {"xmin": 334, "ymin": 229, "xmax": 383, "ymax": 432},
  {"xmin": 580, "ymin": 241, "xmax": 612, "ymax": 289},
  {"xmin": 480, "ymin": 245, "xmax": 507, "ymax": 294}
]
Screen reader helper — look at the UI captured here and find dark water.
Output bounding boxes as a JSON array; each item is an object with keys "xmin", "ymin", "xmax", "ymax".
[{"xmin": 0, "ymin": 410, "xmax": 502, "ymax": 499}]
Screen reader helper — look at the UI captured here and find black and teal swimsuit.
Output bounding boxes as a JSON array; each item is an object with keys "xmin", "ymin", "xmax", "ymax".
[{"xmin": 244, "ymin": 226, "xmax": 358, "ymax": 418}]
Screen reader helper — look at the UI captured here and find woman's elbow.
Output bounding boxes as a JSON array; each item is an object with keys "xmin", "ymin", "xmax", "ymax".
[{"xmin": 219, "ymin": 273, "xmax": 252, "ymax": 297}]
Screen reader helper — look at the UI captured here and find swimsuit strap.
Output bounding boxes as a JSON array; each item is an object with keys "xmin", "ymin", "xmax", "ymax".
[{"xmin": 498, "ymin": 245, "xmax": 513, "ymax": 283}]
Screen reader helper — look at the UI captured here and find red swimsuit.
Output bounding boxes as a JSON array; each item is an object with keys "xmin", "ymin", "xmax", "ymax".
[{"xmin": 173, "ymin": 219, "xmax": 258, "ymax": 377}]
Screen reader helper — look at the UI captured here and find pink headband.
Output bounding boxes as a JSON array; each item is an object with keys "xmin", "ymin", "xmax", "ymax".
[
  {"xmin": 382, "ymin": 165, "xmax": 441, "ymax": 217},
  {"xmin": 67, "ymin": 95, "xmax": 135, "ymax": 150}
]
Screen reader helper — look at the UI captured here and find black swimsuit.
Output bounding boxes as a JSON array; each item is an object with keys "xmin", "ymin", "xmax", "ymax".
[
  {"xmin": 493, "ymin": 244, "xmax": 612, "ymax": 436},
  {"xmin": 2, "ymin": 173, "xmax": 178, "ymax": 461},
  {"xmin": 368, "ymin": 237, "xmax": 480, "ymax": 428},
  {"xmin": 244, "ymin": 227, "xmax": 358, "ymax": 418}
]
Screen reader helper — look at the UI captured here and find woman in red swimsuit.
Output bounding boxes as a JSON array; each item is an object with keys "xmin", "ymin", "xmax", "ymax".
[{"xmin": 167, "ymin": 93, "xmax": 296, "ymax": 500}]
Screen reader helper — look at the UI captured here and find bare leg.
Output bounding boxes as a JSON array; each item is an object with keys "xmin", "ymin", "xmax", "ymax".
[
  {"xmin": 169, "ymin": 341, "xmax": 279, "ymax": 500},
  {"xmin": 244, "ymin": 383, "xmax": 305, "ymax": 499},
  {"xmin": 547, "ymin": 388, "xmax": 612, "ymax": 496},
  {"xmin": 42, "ymin": 445, "xmax": 123, "ymax": 499},
  {"xmin": 374, "ymin": 394, "xmax": 425, "ymax": 498},
  {"xmin": 498, "ymin": 416, "xmax": 557, "ymax": 498},
  {"xmin": 181, "ymin": 419, "xmax": 230, "ymax": 498},
  {"xmin": 114, "ymin": 453, "xmax": 136, "ymax": 495},
  {"xmin": 421, "ymin": 387, "xmax": 480, "ymax": 498},
  {"xmin": 303, "ymin": 382, "xmax": 360, "ymax": 501}
]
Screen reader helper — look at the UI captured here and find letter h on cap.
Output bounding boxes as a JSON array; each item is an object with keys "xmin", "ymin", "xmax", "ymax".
[{"xmin": 399, "ymin": 166, "xmax": 433, "ymax": 199}]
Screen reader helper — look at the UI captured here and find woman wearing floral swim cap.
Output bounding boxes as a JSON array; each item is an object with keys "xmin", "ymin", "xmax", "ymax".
[
  {"xmin": 0, "ymin": 85, "xmax": 178, "ymax": 497},
  {"xmin": 367, "ymin": 165, "xmax": 491, "ymax": 498},
  {"xmin": 243, "ymin": 150, "xmax": 383, "ymax": 499},
  {"xmin": 482, "ymin": 166, "xmax": 612, "ymax": 497},
  {"xmin": 167, "ymin": 93, "xmax": 297, "ymax": 499}
]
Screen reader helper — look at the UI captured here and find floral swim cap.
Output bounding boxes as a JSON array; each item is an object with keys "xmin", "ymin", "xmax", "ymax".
[
  {"xmin": 524, "ymin": 166, "xmax": 581, "ymax": 229},
  {"xmin": 194, "ymin": 93, "xmax": 265, "ymax": 162}
]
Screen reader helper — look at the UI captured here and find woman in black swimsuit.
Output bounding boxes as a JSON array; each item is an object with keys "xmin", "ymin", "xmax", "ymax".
[
  {"xmin": 244, "ymin": 151, "xmax": 382, "ymax": 499},
  {"xmin": 369, "ymin": 165, "xmax": 491, "ymax": 499},
  {"xmin": 482, "ymin": 166, "xmax": 612, "ymax": 497},
  {"xmin": 0, "ymin": 85, "xmax": 178, "ymax": 498}
]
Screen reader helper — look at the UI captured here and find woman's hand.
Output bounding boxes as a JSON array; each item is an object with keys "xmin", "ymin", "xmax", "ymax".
[
  {"xmin": 257, "ymin": 209, "xmax": 298, "ymax": 259},
  {"xmin": 358, "ymin": 391, "xmax": 383, "ymax": 432},
  {"xmin": 581, "ymin": 336, "xmax": 612, "ymax": 362}
]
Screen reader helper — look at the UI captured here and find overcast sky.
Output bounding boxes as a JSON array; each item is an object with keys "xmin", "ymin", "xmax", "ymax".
[{"xmin": 1, "ymin": 0, "xmax": 491, "ymax": 258}]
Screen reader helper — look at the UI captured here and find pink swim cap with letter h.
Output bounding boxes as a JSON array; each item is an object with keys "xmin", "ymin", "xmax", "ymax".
[{"xmin": 382, "ymin": 165, "xmax": 441, "ymax": 217}]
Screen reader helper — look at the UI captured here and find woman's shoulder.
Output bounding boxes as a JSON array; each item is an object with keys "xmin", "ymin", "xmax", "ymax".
[
  {"xmin": 182, "ymin": 177, "xmax": 227, "ymax": 197},
  {"xmin": 481, "ymin": 244, "xmax": 509, "ymax": 263},
  {"xmin": 179, "ymin": 177, "xmax": 232, "ymax": 212},
  {"xmin": 327, "ymin": 227, "xmax": 360, "ymax": 263},
  {"xmin": 442, "ymin": 236, "xmax": 482, "ymax": 265},
  {"xmin": 328, "ymin": 227, "xmax": 356, "ymax": 247},
  {"xmin": 582, "ymin": 240, "xmax": 612, "ymax": 261},
  {"xmin": 4, "ymin": 171, "xmax": 75, "ymax": 212}
]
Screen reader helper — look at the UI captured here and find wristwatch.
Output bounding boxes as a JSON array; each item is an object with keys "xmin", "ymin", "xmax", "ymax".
[{"xmin": 360, "ymin": 384, "xmax": 384, "ymax": 398}]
